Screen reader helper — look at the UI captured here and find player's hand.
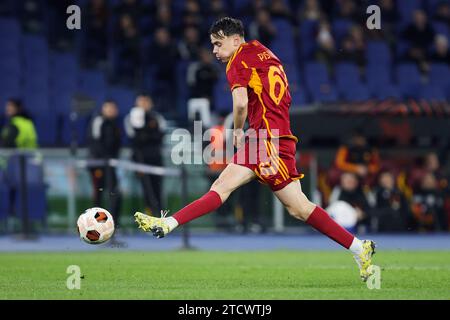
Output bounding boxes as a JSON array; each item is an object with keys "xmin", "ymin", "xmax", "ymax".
[{"xmin": 233, "ymin": 129, "xmax": 245, "ymax": 149}]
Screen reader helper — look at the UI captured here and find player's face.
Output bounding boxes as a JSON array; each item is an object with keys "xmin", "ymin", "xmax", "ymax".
[{"xmin": 211, "ymin": 32, "xmax": 241, "ymax": 63}]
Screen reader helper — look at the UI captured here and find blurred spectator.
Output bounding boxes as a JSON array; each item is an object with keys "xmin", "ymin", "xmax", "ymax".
[
  {"xmin": 114, "ymin": 0, "xmax": 142, "ymax": 22},
  {"xmin": 336, "ymin": 25, "xmax": 366, "ymax": 68},
  {"xmin": 409, "ymin": 152, "xmax": 448, "ymax": 191},
  {"xmin": 87, "ymin": 100, "xmax": 122, "ymax": 231},
  {"xmin": 402, "ymin": 10, "xmax": 436, "ymax": 72},
  {"xmin": 150, "ymin": 27, "xmax": 179, "ymax": 113},
  {"xmin": 47, "ymin": 0, "xmax": 76, "ymax": 50},
  {"xmin": 249, "ymin": 8, "xmax": 277, "ymax": 46},
  {"xmin": 19, "ymin": 0, "xmax": 45, "ymax": 33},
  {"xmin": 335, "ymin": 0, "xmax": 363, "ymax": 23},
  {"xmin": 239, "ymin": 180, "xmax": 266, "ymax": 234},
  {"xmin": 152, "ymin": 4, "xmax": 177, "ymax": 35},
  {"xmin": 238, "ymin": 0, "xmax": 267, "ymax": 18},
  {"xmin": 125, "ymin": 94, "xmax": 167, "ymax": 214},
  {"xmin": 205, "ymin": 113, "xmax": 234, "ymax": 231},
  {"xmin": 84, "ymin": 0, "xmax": 109, "ymax": 68},
  {"xmin": 182, "ymin": 0, "xmax": 203, "ymax": 29},
  {"xmin": 372, "ymin": 171, "xmax": 411, "ymax": 232},
  {"xmin": 0, "ymin": 99, "xmax": 37, "ymax": 149},
  {"xmin": 178, "ymin": 26, "xmax": 201, "ymax": 61},
  {"xmin": 429, "ymin": 34, "xmax": 450, "ymax": 64},
  {"xmin": 379, "ymin": 0, "xmax": 399, "ymax": 27},
  {"xmin": 299, "ymin": 0, "xmax": 322, "ymax": 22},
  {"xmin": 208, "ymin": 0, "xmax": 227, "ymax": 18},
  {"xmin": 433, "ymin": 1, "xmax": 450, "ymax": 26},
  {"xmin": 335, "ymin": 130, "xmax": 380, "ymax": 185},
  {"xmin": 115, "ymin": 14, "xmax": 141, "ymax": 83},
  {"xmin": 315, "ymin": 19, "xmax": 336, "ymax": 71},
  {"xmin": 366, "ymin": 0, "xmax": 398, "ymax": 44},
  {"xmin": 411, "ymin": 172, "xmax": 448, "ymax": 231},
  {"xmin": 269, "ymin": 0, "xmax": 293, "ymax": 21},
  {"xmin": 329, "ymin": 172, "xmax": 372, "ymax": 232},
  {"xmin": 186, "ymin": 47, "xmax": 219, "ymax": 106}
]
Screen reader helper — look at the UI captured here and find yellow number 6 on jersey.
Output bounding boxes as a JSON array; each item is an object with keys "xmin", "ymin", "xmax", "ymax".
[{"xmin": 268, "ymin": 65, "xmax": 287, "ymax": 105}]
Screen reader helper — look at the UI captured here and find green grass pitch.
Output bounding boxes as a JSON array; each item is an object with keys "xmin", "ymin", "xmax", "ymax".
[{"xmin": 0, "ymin": 250, "xmax": 449, "ymax": 299}]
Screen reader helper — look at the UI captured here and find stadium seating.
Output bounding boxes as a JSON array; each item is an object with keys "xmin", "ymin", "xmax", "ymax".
[
  {"xmin": 0, "ymin": 1, "xmax": 448, "ymax": 147},
  {"xmin": 366, "ymin": 41, "xmax": 392, "ymax": 66},
  {"xmin": 395, "ymin": 63, "xmax": 423, "ymax": 98},
  {"xmin": 428, "ymin": 63, "xmax": 450, "ymax": 90},
  {"xmin": 333, "ymin": 63, "xmax": 369, "ymax": 102},
  {"xmin": 304, "ymin": 62, "xmax": 338, "ymax": 103},
  {"xmin": 419, "ymin": 84, "xmax": 447, "ymax": 102},
  {"xmin": 299, "ymin": 19, "xmax": 318, "ymax": 60}
]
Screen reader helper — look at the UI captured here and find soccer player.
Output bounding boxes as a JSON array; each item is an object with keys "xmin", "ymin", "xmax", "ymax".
[{"xmin": 135, "ymin": 17, "xmax": 376, "ymax": 281}]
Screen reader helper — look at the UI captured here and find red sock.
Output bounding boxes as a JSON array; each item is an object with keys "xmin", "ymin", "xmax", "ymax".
[
  {"xmin": 172, "ymin": 190, "xmax": 223, "ymax": 225},
  {"xmin": 305, "ymin": 206, "xmax": 355, "ymax": 249}
]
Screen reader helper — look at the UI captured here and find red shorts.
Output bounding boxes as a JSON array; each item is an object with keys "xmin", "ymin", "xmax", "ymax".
[{"xmin": 232, "ymin": 137, "xmax": 304, "ymax": 191}]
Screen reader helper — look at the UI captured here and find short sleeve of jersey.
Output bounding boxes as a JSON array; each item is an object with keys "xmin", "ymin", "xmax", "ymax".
[{"xmin": 226, "ymin": 57, "xmax": 252, "ymax": 91}]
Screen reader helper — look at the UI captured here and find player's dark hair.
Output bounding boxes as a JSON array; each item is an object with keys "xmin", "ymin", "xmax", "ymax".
[{"xmin": 209, "ymin": 17, "xmax": 244, "ymax": 39}]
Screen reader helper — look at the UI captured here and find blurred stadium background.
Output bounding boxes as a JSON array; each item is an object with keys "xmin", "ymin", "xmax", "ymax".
[{"xmin": 0, "ymin": 0, "xmax": 449, "ymax": 299}]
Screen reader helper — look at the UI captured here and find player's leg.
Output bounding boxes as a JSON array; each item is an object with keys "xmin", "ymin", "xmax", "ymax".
[
  {"xmin": 274, "ymin": 180, "xmax": 376, "ymax": 281},
  {"xmin": 135, "ymin": 163, "xmax": 256, "ymax": 237}
]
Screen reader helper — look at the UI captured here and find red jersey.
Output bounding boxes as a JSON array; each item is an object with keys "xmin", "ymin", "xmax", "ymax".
[{"xmin": 226, "ymin": 40, "xmax": 297, "ymax": 142}]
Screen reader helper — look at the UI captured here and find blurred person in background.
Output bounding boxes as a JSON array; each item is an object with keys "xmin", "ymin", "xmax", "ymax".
[
  {"xmin": 249, "ymin": 8, "xmax": 277, "ymax": 47},
  {"xmin": 238, "ymin": 0, "xmax": 266, "ymax": 18},
  {"xmin": 372, "ymin": 171, "xmax": 411, "ymax": 232},
  {"xmin": 411, "ymin": 172, "xmax": 448, "ymax": 232},
  {"xmin": 402, "ymin": 9, "xmax": 435, "ymax": 73},
  {"xmin": 334, "ymin": 130, "xmax": 380, "ymax": 187},
  {"xmin": 377, "ymin": 0, "xmax": 399, "ymax": 44},
  {"xmin": 336, "ymin": 25, "xmax": 366, "ymax": 68},
  {"xmin": 115, "ymin": 13, "xmax": 141, "ymax": 84},
  {"xmin": 186, "ymin": 47, "xmax": 220, "ymax": 108},
  {"xmin": 87, "ymin": 100, "xmax": 122, "ymax": 231},
  {"xmin": 150, "ymin": 27, "xmax": 178, "ymax": 115},
  {"xmin": 208, "ymin": 0, "xmax": 227, "ymax": 20},
  {"xmin": 114, "ymin": 0, "xmax": 143, "ymax": 22},
  {"xmin": 83, "ymin": 0, "xmax": 109, "ymax": 68},
  {"xmin": 178, "ymin": 26, "xmax": 201, "ymax": 61},
  {"xmin": 409, "ymin": 152, "xmax": 448, "ymax": 191},
  {"xmin": 269, "ymin": 0, "xmax": 293, "ymax": 21},
  {"xmin": 335, "ymin": 0, "xmax": 364, "ymax": 23},
  {"xmin": 429, "ymin": 34, "xmax": 450, "ymax": 64},
  {"xmin": 329, "ymin": 172, "xmax": 372, "ymax": 233},
  {"xmin": 315, "ymin": 19, "xmax": 336, "ymax": 72},
  {"xmin": 125, "ymin": 94, "xmax": 166, "ymax": 215},
  {"xmin": 205, "ymin": 112, "xmax": 235, "ymax": 231},
  {"xmin": 433, "ymin": 1, "xmax": 450, "ymax": 27},
  {"xmin": 299, "ymin": 0, "xmax": 323, "ymax": 22},
  {"xmin": 0, "ymin": 99, "xmax": 37, "ymax": 149},
  {"xmin": 152, "ymin": 3, "xmax": 177, "ymax": 34},
  {"xmin": 238, "ymin": 180, "xmax": 266, "ymax": 234},
  {"xmin": 182, "ymin": 0, "xmax": 203, "ymax": 30}
]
